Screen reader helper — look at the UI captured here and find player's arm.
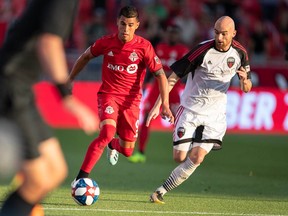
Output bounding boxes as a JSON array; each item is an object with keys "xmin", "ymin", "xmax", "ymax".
[
  {"xmin": 237, "ymin": 66, "xmax": 252, "ymax": 93},
  {"xmin": 154, "ymin": 68, "xmax": 174, "ymax": 123},
  {"xmin": 37, "ymin": 34, "xmax": 98, "ymax": 134},
  {"xmin": 154, "ymin": 69, "xmax": 169, "ymax": 109},
  {"xmin": 37, "ymin": 33, "xmax": 68, "ymax": 84},
  {"xmin": 146, "ymin": 71, "xmax": 179, "ymax": 126},
  {"xmin": 167, "ymin": 72, "xmax": 180, "ymax": 92},
  {"xmin": 67, "ymin": 47, "xmax": 95, "ymax": 82},
  {"xmin": 154, "ymin": 71, "xmax": 180, "ymax": 110}
]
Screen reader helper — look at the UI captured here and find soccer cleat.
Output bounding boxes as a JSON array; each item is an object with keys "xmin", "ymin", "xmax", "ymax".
[
  {"xmin": 150, "ymin": 191, "xmax": 165, "ymax": 204},
  {"xmin": 107, "ymin": 146, "xmax": 119, "ymax": 165},
  {"xmin": 128, "ymin": 152, "xmax": 146, "ymax": 163}
]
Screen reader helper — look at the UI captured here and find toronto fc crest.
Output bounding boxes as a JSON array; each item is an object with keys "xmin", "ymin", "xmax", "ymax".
[
  {"xmin": 227, "ymin": 57, "xmax": 235, "ymax": 68},
  {"xmin": 105, "ymin": 106, "xmax": 114, "ymax": 114},
  {"xmin": 129, "ymin": 51, "xmax": 139, "ymax": 62},
  {"xmin": 177, "ymin": 127, "xmax": 185, "ymax": 138}
]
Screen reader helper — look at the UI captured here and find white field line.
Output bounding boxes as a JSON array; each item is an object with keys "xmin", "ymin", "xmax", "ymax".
[{"xmin": 45, "ymin": 207, "xmax": 288, "ymax": 216}]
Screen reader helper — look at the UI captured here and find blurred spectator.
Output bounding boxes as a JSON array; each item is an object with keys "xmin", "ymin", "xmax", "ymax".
[
  {"xmin": 202, "ymin": 0, "xmax": 240, "ymax": 20},
  {"xmin": 86, "ymin": 8, "xmax": 107, "ymax": 46},
  {"xmin": 93, "ymin": 0, "xmax": 106, "ymax": 10},
  {"xmin": 141, "ymin": 11, "xmax": 164, "ymax": 47},
  {"xmin": 11, "ymin": 0, "xmax": 27, "ymax": 17},
  {"xmin": 0, "ymin": 0, "xmax": 27, "ymax": 45},
  {"xmin": 138, "ymin": 0, "xmax": 169, "ymax": 47},
  {"xmin": 64, "ymin": 19, "xmax": 86, "ymax": 52},
  {"xmin": 145, "ymin": 0, "xmax": 168, "ymax": 22},
  {"xmin": 259, "ymin": 0, "xmax": 280, "ymax": 22},
  {"xmin": 195, "ymin": 8, "xmax": 214, "ymax": 42},
  {"xmin": 165, "ymin": 0, "xmax": 185, "ymax": 17},
  {"xmin": 248, "ymin": 20, "xmax": 270, "ymax": 64},
  {"xmin": 170, "ymin": 6, "xmax": 199, "ymax": 47},
  {"xmin": 78, "ymin": 0, "xmax": 94, "ymax": 24},
  {"xmin": 75, "ymin": 0, "xmax": 95, "ymax": 51},
  {"xmin": 276, "ymin": 1, "xmax": 288, "ymax": 60}
]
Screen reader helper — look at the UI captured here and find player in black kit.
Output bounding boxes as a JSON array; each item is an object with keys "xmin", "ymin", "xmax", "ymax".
[{"xmin": 0, "ymin": 1, "xmax": 98, "ymax": 215}]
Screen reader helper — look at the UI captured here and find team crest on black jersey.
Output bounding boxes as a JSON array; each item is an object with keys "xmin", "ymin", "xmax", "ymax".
[
  {"xmin": 129, "ymin": 51, "xmax": 139, "ymax": 62},
  {"xmin": 177, "ymin": 127, "xmax": 185, "ymax": 138},
  {"xmin": 227, "ymin": 57, "xmax": 235, "ymax": 68}
]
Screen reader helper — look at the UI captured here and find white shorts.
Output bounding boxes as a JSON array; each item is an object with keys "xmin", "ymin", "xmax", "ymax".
[{"xmin": 173, "ymin": 106, "xmax": 226, "ymax": 152}]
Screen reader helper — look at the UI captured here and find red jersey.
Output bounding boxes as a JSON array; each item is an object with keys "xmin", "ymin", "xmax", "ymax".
[
  {"xmin": 90, "ymin": 33, "xmax": 162, "ymax": 105},
  {"xmin": 155, "ymin": 43, "xmax": 189, "ymax": 73}
]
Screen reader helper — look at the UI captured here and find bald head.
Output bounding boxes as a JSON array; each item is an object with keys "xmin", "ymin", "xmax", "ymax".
[
  {"xmin": 214, "ymin": 16, "xmax": 236, "ymax": 51},
  {"xmin": 215, "ymin": 16, "xmax": 235, "ymax": 32}
]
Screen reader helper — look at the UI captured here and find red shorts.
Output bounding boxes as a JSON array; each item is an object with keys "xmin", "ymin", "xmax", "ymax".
[
  {"xmin": 97, "ymin": 93, "xmax": 140, "ymax": 142},
  {"xmin": 142, "ymin": 81, "xmax": 182, "ymax": 112}
]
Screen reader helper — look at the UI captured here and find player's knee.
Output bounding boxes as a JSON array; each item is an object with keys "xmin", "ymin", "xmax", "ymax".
[
  {"xmin": 27, "ymin": 163, "xmax": 67, "ymax": 194},
  {"xmin": 46, "ymin": 159, "xmax": 68, "ymax": 190},
  {"xmin": 173, "ymin": 156, "xmax": 186, "ymax": 163},
  {"xmin": 173, "ymin": 150, "xmax": 187, "ymax": 163},
  {"xmin": 92, "ymin": 124, "xmax": 116, "ymax": 149},
  {"xmin": 100, "ymin": 124, "xmax": 116, "ymax": 141},
  {"xmin": 189, "ymin": 154, "xmax": 205, "ymax": 165},
  {"xmin": 54, "ymin": 160, "xmax": 68, "ymax": 183},
  {"xmin": 35, "ymin": 139, "xmax": 68, "ymax": 190}
]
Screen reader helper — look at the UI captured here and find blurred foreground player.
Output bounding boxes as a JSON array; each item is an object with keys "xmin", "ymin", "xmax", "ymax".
[{"xmin": 0, "ymin": 1, "xmax": 98, "ymax": 215}]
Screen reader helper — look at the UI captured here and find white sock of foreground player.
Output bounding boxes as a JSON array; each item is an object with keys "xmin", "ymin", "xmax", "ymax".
[{"xmin": 156, "ymin": 157, "xmax": 199, "ymax": 196}]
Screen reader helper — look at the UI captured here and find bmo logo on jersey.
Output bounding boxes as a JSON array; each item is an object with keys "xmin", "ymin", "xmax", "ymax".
[
  {"xmin": 126, "ymin": 64, "xmax": 138, "ymax": 74},
  {"xmin": 107, "ymin": 63, "xmax": 138, "ymax": 74}
]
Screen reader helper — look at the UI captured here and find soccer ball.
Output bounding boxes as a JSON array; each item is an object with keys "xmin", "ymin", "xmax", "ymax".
[{"xmin": 71, "ymin": 178, "xmax": 100, "ymax": 206}]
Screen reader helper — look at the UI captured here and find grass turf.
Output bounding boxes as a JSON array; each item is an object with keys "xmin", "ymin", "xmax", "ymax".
[{"xmin": 1, "ymin": 130, "xmax": 288, "ymax": 215}]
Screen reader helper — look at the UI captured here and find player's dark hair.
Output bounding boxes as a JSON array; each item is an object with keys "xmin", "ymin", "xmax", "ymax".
[{"xmin": 118, "ymin": 6, "xmax": 139, "ymax": 21}]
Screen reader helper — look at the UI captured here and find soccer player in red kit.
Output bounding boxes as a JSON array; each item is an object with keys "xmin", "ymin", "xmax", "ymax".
[
  {"xmin": 128, "ymin": 24, "xmax": 189, "ymax": 163},
  {"xmin": 67, "ymin": 6, "xmax": 174, "ymax": 186}
]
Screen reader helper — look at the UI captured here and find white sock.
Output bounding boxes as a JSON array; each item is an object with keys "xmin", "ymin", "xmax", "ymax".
[
  {"xmin": 160, "ymin": 157, "xmax": 199, "ymax": 193},
  {"xmin": 156, "ymin": 186, "xmax": 167, "ymax": 196}
]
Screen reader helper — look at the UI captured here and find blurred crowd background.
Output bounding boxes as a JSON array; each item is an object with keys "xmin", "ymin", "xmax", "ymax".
[{"xmin": 0, "ymin": 0, "xmax": 288, "ymax": 87}]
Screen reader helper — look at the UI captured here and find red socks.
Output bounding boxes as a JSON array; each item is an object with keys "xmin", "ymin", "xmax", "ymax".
[
  {"xmin": 81, "ymin": 124, "xmax": 116, "ymax": 173},
  {"xmin": 80, "ymin": 124, "xmax": 135, "ymax": 173},
  {"xmin": 138, "ymin": 124, "xmax": 150, "ymax": 153},
  {"xmin": 109, "ymin": 138, "xmax": 134, "ymax": 157}
]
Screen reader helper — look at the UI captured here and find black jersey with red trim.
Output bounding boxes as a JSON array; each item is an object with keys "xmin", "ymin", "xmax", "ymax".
[{"xmin": 0, "ymin": 0, "xmax": 78, "ymax": 76}]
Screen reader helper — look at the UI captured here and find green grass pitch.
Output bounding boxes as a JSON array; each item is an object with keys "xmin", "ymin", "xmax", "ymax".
[{"xmin": 1, "ymin": 130, "xmax": 288, "ymax": 215}]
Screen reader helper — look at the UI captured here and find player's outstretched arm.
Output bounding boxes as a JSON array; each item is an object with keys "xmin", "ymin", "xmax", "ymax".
[
  {"xmin": 146, "ymin": 71, "xmax": 179, "ymax": 126},
  {"xmin": 37, "ymin": 33, "xmax": 69, "ymax": 83},
  {"xmin": 37, "ymin": 34, "xmax": 99, "ymax": 134},
  {"xmin": 160, "ymin": 72, "xmax": 180, "ymax": 124},
  {"xmin": 146, "ymin": 98, "xmax": 161, "ymax": 127},
  {"xmin": 67, "ymin": 47, "xmax": 95, "ymax": 82},
  {"xmin": 62, "ymin": 96, "xmax": 99, "ymax": 134}
]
